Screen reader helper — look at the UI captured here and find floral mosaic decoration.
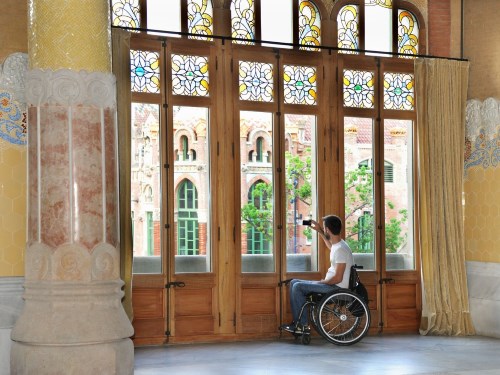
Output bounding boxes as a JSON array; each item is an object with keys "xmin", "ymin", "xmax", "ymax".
[
  {"xmin": 464, "ymin": 98, "xmax": 500, "ymax": 177},
  {"xmin": 0, "ymin": 53, "xmax": 28, "ymax": 146}
]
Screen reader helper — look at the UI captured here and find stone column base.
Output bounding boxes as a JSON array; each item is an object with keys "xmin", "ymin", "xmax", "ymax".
[{"xmin": 11, "ymin": 339, "xmax": 134, "ymax": 375}]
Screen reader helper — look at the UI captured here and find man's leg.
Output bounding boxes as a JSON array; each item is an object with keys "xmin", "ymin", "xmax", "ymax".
[{"xmin": 292, "ymin": 281, "xmax": 337, "ymax": 326}]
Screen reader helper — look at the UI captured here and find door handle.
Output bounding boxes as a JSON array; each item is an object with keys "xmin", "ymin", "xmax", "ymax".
[
  {"xmin": 379, "ymin": 278, "xmax": 395, "ymax": 284},
  {"xmin": 165, "ymin": 281, "xmax": 186, "ymax": 288}
]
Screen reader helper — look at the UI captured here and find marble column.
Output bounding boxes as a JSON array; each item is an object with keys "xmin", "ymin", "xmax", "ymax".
[{"xmin": 10, "ymin": 1, "xmax": 134, "ymax": 374}]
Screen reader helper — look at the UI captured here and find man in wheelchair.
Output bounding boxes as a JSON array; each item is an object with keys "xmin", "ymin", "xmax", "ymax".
[{"xmin": 281, "ymin": 214, "xmax": 354, "ymax": 335}]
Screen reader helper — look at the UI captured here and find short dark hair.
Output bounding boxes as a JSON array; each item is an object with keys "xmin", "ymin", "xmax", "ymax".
[{"xmin": 322, "ymin": 215, "xmax": 342, "ymax": 235}]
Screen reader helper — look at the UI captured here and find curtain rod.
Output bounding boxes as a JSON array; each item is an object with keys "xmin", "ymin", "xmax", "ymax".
[{"xmin": 112, "ymin": 25, "xmax": 469, "ymax": 62}]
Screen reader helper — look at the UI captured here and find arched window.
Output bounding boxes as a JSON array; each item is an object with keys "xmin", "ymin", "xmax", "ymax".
[
  {"xmin": 112, "ymin": 0, "xmax": 214, "ymax": 39},
  {"xmin": 181, "ymin": 135, "xmax": 189, "ymax": 161},
  {"xmin": 144, "ymin": 185, "xmax": 153, "ymax": 202},
  {"xmin": 177, "ymin": 179, "xmax": 199, "ymax": 255},
  {"xmin": 336, "ymin": 0, "xmax": 422, "ymax": 58},
  {"xmin": 230, "ymin": 0, "xmax": 322, "ymax": 49},
  {"xmin": 246, "ymin": 180, "xmax": 271, "ymax": 254},
  {"xmin": 231, "ymin": 0, "xmax": 256, "ymax": 45},
  {"xmin": 256, "ymin": 137, "xmax": 264, "ymax": 162}
]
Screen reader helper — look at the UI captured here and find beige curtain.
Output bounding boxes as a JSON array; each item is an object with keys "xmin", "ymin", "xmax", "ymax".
[
  {"xmin": 415, "ymin": 58, "xmax": 474, "ymax": 335},
  {"xmin": 112, "ymin": 28, "xmax": 133, "ymax": 321}
]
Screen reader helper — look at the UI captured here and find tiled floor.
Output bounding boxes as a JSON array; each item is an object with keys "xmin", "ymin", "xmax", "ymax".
[{"xmin": 135, "ymin": 334, "xmax": 500, "ymax": 375}]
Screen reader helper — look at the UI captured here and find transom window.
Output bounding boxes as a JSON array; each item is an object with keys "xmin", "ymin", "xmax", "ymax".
[{"xmin": 113, "ymin": 0, "xmax": 422, "ymax": 57}]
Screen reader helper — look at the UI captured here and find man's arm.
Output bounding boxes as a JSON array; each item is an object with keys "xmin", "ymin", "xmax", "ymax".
[{"xmin": 319, "ymin": 262, "xmax": 346, "ymax": 285}]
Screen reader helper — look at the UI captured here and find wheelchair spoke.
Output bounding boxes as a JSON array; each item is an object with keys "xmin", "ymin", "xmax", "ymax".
[{"xmin": 315, "ymin": 290, "xmax": 370, "ymax": 346}]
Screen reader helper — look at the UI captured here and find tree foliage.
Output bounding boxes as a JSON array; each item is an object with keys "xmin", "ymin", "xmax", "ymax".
[{"xmin": 241, "ymin": 153, "xmax": 408, "ymax": 253}]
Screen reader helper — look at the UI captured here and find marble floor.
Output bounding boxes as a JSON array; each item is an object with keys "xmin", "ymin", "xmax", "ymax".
[{"xmin": 135, "ymin": 334, "xmax": 500, "ymax": 375}]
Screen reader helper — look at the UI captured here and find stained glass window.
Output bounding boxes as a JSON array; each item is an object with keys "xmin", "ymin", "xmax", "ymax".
[
  {"xmin": 111, "ymin": 0, "xmax": 140, "ymax": 29},
  {"xmin": 343, "ymin": 70, "xmax": 375, "ymax": 108},
  {"xmin": 231, "ymin": 0, "xmax": 255, "ymax": 44},
  {"xmin": 171, "ymin": 54, "xmax": 209, "ymax": 97},
  {"xmin": 398, "ymin": 10, "xmax": 419, "ymax": 58},
  {"xmin": 383, "ymin": 72, "xmax": 414, "ymax": 110},
  {"xmin": 130, "ymin": 50, "xmax": 160, "ymax": 93},
  {"xmin": 239, "ymin": 61, "xmax": 274, "ymax": 102},
  {"xmin": 187, "ymin": 0, "xmax": 214, "ymax": 41},
  {"xmin": 337, "ymin": 5, "xmax": 359, "ymax": 54},
  {"xmin": 283, "ymin": 65, "xmax": 317, "ymax": 105},
  {"xmin": 298, "ymin": 1, "xmax": 321, "ymax": 51}
]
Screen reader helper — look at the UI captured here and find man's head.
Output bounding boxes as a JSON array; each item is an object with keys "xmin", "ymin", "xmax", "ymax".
[{"xmin": 322, "ymin": 215, "xmax": 342, "ymax": 239}]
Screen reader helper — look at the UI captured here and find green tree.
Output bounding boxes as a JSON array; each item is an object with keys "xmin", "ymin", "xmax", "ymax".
[
  {"xmin": 344, "ymin": 167, "xmax": 408, "ymax": 253},
  {"xmin": 241, "ymin": 154, "xmax": 408, "ymax": 253}
]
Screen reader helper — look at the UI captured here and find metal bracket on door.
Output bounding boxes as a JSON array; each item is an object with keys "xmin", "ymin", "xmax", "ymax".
[
  {"xmin": 379, "ymin": 278, "xmax": 395, "ymax": 284},
  {"xmin": 165, "ymin": 281, "xmax": 186, "ymax": 289},
  {"xmin": 278, "ymin": 279, "xmax": 293, "ymax": 287}
]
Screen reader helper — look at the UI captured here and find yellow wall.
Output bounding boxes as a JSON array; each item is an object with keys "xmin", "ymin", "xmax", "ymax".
[
  {"xmin": 0, "ymin": 1, "xmax": 27, "ymax": 62},
  {"xmin": 464, "ymin": 168, "xmax": 500, "ymax": 263},
  {"xmin": 0, "ymin": 1, "xmax": 28, "ymax": 277},
  {"xmin": 0, "ymin": 143, "xmax": 26, "ymax": 276},
  {"xmin": 464, "ymin": 0, "xmax": 500, "ymax": 101},
  {"xmin": 463, "ymin": 0, "xmax": 500, "ymax": 264}
]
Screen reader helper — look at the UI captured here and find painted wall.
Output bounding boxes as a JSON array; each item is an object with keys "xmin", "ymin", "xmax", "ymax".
[
  {"xmin": 463, "ymin": 0, "xmax": 500, "ymax": 264},
  {"xmin": 0, "ymin": 1, "xmax": 28, "ymax": 278},
  {"xmin": 461, "ymin": 0, "xmax": 500, "ymax": 338},
  {"xmin": 0, "ymin": 1, "xmax": 27, "ymax": 63},
  {"xmin": 464, "ymin": 0, "xmax": 500, "ymax": 101}
]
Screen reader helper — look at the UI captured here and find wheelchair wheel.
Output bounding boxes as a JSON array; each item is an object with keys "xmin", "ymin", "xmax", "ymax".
[
  {"xmin": 315, "ymin": 290, "xmax": 370, "ymax": 346},
  {"xmin": 301, "ymin": 333, "xmax": 311, "ymax": 345}
]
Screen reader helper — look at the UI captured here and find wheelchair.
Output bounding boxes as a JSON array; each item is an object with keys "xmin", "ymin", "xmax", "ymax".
[{"xmin": 279, "ymin": 266, "xmax": 371, "ymax": 346}]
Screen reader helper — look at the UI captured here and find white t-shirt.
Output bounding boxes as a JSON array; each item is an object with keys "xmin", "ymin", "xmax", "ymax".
[{"xmin": 325, "ymin": 239, "xmax": 354, "ymax": 289}]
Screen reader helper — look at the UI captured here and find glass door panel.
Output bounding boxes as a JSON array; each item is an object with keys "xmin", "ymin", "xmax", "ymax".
[
  {"xmin": 384, "ymin": 119, "xmax": 414, "ymax": 270},
  {"xmin": 284, "ymin": 114, "xmax": 318, "ymax": 272},
  {"xmin": 240, "ymin": 111, "xmax": 274, "ymax": 273},
  {"xmin": 131, "ymin": 102, "xmax": 162, "ymax": 274},
  {"xmin": 173, "ymin": 106, "xmax": 211, "ymax": 273},
  {"xmin": 344, "ymin": 116, "xmax": 376, "ymax": 270}
]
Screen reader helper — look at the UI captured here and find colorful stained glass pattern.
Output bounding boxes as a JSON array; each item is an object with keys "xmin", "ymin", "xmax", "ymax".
[
  {"xmin": 0, "ymin": 92, "xmax": 27, "ymax": 145},
  {"xmin": 383, "ymin": 72, "xmax": 414, "ymax": 110},
  {"xmin": 365, "ymin": 0, "xmax": 392, "ymax": 8},
  {"xmin": 130, "ymin": 50, "xmax": 160, "ymax": 93},
  {"xmin": 337, "ymin": 5, "xmax": 359, "ymax": 54},
  {"xmin": 299, "ymin": 1, "xmax": 321, "ymax": 51},
  {"xmin": 343, "ymin": 70, "xmax": 375, "ymax": 108},
  {"xmin": 188, "ymin": 0, "xmax": 214, "ymax": 41},
  {"xmin": 398, "ymin": 10, "xmax": 419, "ymax": 58},
  {"xmin": 283, "ymin": 65, "xmax": 317, "ymax": 105},
  {"xmin": 111, "ymin": 0, "xmax": 140, "ymax": 29},
  {"xmin": 171, "ymin": 54, "xmax": 209, "ymax": 96},
  {"xmin": 239, "ymin": 61, "xmax": 274, "ymax": 102},
  {"xmin": 231, "ymin": 0, "xmax": 255, "ymax": 44}
]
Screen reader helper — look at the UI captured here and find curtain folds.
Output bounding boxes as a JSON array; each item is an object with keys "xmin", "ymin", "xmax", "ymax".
[
  {"xmin": 415, "ymin": 58, "xmax": 474, "ymax": 335},
  {"xmin": 112, "ymin": 28, "xmax": 133, "ymax": 321}
]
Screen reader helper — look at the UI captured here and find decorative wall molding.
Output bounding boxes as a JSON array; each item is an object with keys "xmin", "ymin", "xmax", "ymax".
[
  {"xmin": 25, "ymin": 242, "xmax": 119, "ymax": 282},
  {"xmin": 466, "ymin": 261, "xmax": 500, "ymax": 338},
  {"xmin": 0, "ymin": 277, "xmax": 24, "ymax": 329},
  {"xmin": 464, "ymin": 97, "xmax": 500, "ymax": 175},
  {"xmin": 0, "ymin": 277, "xmax": 24, "ymax": 375},
  {"xmin": 0, "ymin": 53, "xmax": 28, "ymax": 104},
  {"xmin": 26, "ymin": 69, "xmax": 116, "ymax": 108}
]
